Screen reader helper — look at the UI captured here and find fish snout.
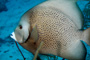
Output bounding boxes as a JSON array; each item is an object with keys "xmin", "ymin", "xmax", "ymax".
[
  {"xmin": 10, "ymin": 32, "xmax": 27, "ymax": 43},
  {"xmin": 10, "ymin": 32, "xmax": 17, "ymax": 41}
]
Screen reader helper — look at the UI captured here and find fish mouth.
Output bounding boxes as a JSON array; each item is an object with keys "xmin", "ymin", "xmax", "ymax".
[
  {"xmin": 10, "ymin": 28, "xmax": 31, "ymax": 43},
  {"xmin": 10, "ymin": 32, "xmax": 31, "ymax": 43},
  {"xmin": 10, "ymin": 32, "xmax": 17, "ymax": 41}
]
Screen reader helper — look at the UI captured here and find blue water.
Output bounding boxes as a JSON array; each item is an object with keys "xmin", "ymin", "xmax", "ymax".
[{"xmin": 0, "ymin": 0, "xmax": 90, "ymax": 60}]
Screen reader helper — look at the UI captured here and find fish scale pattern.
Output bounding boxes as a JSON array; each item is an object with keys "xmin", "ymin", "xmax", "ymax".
[{"xmin": 28, "ymin": 6, "xmax": 85, "ymax": 59}]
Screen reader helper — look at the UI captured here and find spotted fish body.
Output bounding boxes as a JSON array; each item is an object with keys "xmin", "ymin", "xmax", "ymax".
[{"xmin": 12, "ymin": 0, "xmax": 90, "ymax": 60}]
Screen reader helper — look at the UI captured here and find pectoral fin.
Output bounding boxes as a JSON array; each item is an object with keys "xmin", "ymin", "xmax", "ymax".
[{"xmin": 31, "ymin": 25, "xmax": 38, "ymax": 42}]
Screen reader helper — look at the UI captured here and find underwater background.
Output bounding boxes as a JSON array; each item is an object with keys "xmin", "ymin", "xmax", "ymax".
[{"xmin": 0, "ymin": 0, "xmax": 90, "ymax": 60}]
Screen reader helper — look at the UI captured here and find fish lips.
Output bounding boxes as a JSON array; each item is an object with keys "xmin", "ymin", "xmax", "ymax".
[{"xmin": 10, "ymin": 32, "xmax": 31, "ymax": 43}]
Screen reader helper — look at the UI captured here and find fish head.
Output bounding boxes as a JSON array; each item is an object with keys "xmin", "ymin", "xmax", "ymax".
[
  {"xmin": 10, "ymin": 22, "xmax": 38, "ymax": 54},
  {"xmin": 11, "ymin": 18, "xmax": 30, "ymax": 43}
]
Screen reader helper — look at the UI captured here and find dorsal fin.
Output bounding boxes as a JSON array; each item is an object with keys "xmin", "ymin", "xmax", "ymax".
[{"xmin": 31, "ymin": 25, "xmax": 38, "ymax": 42}]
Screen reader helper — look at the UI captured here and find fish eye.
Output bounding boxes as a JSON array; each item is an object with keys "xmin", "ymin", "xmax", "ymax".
[{"xmin": 19, "ymin": 25, "xmax": 22, "ymax": 29}]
